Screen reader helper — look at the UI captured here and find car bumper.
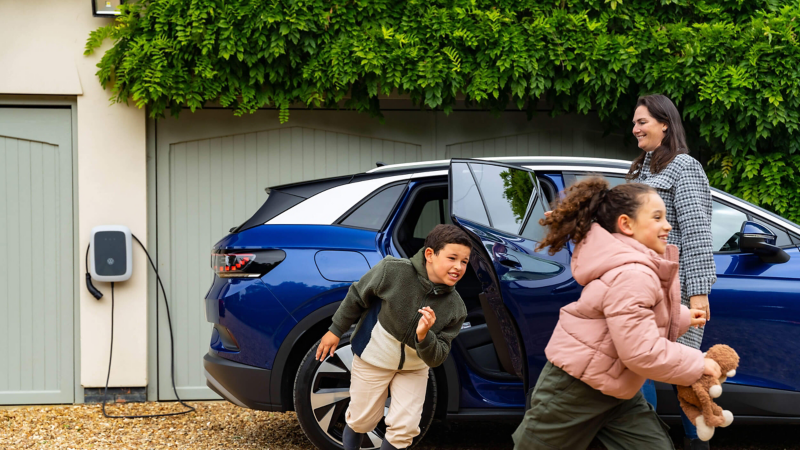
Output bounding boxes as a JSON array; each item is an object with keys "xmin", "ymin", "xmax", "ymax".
[{"xmin": 203, "ymin": 351, "xmax": 280, "ymax": 411}]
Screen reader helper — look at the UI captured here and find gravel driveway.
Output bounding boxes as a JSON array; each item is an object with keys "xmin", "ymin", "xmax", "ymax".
[{"xmin": 1, "ymin": 401, "xmax": 796, "ymax": 449}]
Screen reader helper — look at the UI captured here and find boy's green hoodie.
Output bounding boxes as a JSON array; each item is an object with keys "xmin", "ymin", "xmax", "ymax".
[{"xmin": 329, "ymin": 248, "xmax": 467, "ymax": 370}]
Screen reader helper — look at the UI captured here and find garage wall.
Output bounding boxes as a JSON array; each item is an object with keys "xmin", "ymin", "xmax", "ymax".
[
  {"xmin": 1, "ymin": 0, "xmax": 150, "ymax": 395},
  {"xmin": 149, "ymin": 108, "xmax": 637, "ymax": 400}
]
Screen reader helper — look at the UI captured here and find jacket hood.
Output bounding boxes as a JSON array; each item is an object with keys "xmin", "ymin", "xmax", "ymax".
[
  {"xmin": 571, "ymin": 223, "xmax": 679, "ymax": 286},
  {"xmin": 411, "ymin": 248, "xmax": 456, "ymax": 294}
]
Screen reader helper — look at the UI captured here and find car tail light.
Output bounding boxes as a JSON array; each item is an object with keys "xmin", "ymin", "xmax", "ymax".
[{"xmin": 211, "ymin": 249, "xmax": 286, "ymax": 278}]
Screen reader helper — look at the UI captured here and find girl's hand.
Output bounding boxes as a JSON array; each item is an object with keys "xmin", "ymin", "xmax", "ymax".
[
  {"xmin": 703, "ymin": 358, "xmax": 722, "ymax": 380},
  {"xmin": 689, "ymin": 309, "xmax": 707, "ymax": 328},
  {"xmin": 417, "ymin": 307, "xmax": 436, "ymax": 342},
  {"xmin": 690, "ymin": 295, "xmax": 710, "ymax": 321},
  {"xmin": 315, "ymin": 331, "xmax": 340, "ymax": 361}
]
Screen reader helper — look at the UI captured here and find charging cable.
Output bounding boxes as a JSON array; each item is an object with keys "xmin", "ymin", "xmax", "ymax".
[{"xmin": 85, "ymin": 234, "xmax": 195, "ymax": 419}]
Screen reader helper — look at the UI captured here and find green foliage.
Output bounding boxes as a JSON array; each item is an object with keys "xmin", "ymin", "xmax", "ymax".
[
  {"xmin": 500, "ymin": 169, "xmax": 535, "ymax": 224},
  {"xmin": 707, "ymin": 151, "xmax": 800, "ymax": 224},
  {"xmin": 86, "ymin": 1, "xmax": 800, "ymax": 218}
]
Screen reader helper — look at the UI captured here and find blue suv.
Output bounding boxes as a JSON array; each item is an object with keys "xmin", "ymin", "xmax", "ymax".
[{"xmin": 203, "ymin": 157, "xmax": 800, "ymax": 449}]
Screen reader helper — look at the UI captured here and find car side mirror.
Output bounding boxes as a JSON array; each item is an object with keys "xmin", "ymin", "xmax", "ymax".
[{"xmin": 739, "ymin": 221, "xmax": 790, "ymax": 264}]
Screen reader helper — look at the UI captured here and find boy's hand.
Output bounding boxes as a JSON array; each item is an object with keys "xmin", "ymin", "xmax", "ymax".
[
  {"xmin": 416, "ymin": 307, "xmax": 436, "ymax": 342},
  {"xmin": 315, "ymin": 331, "xmax": 340, "ymax": 361},
  {"xmin": 689, "ymin": 309, "xmax": 707, "ymax": 328},
  {"xmin": 703, "ymin": 358, "xmax": 722, "ymax": 380}
]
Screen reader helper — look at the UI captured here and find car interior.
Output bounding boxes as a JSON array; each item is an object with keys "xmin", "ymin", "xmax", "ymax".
[{"xmin": 392, "ymin": 176, "xmax": 558, "ymax": 381}]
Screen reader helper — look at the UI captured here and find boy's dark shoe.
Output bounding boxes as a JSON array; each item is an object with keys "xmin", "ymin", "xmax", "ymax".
[
  {"xmin": 684, "ymin": 436, "xmax": 710, "ymax": 450},
  {"xmin": 343, "ymin": 425, "xmax": 364, "ymax": 450},
  {"xmin": 380, "ymin": 439, "xmax": 405, "ymax": 450}
]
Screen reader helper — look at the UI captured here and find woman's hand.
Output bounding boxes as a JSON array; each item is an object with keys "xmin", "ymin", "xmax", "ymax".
[
  {"xmin": 703, "ymin": 358, "xmax": 721, "ymax": 379},
  {"xmin": 315, "ymin": 331, "xmax": 340, "ymax": 361},
  {"xmin": 690, "ymin": 294, "xmax": 710, "ymax": 321},
  {"xmin": 417, "ymin": 306, "xmax": 436, "ymax": 342},
  {"xmin": 689, "ymin": 309, "xmax": 707, "ymax": 328}
]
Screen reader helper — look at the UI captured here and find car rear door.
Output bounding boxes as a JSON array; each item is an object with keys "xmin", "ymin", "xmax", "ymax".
[{"xmin": 448, "ymin": 160, "xmax": 576, "ymax": 387}]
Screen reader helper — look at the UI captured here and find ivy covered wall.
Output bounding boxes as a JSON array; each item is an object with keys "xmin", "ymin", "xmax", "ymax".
[{"xmin": 86, "ymin": 1, "xmax": 800, "ymax": 221}]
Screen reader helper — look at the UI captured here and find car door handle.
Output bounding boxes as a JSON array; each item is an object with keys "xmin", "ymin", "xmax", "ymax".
[{"xmin": 499, "ymin": 259, "xmax": 522, "ymax": 268}]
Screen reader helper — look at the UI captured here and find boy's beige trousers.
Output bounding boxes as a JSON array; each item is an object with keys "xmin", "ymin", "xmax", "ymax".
[{"xmin": 346, "ymin": 355, "xmax": 429, "ymax": 448}]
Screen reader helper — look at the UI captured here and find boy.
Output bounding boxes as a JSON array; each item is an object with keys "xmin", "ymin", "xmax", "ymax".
[{"xmin": 315, "ymin": 224, "xmax": 472, "ymax": 450}]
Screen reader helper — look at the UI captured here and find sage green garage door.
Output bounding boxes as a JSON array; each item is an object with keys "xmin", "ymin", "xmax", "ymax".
[{"xmin": 0, "ymin": 107, "xmax": 74, "ymax": 404}]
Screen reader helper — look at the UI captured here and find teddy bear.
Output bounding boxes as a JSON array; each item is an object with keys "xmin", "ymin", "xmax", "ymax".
[{"xmin": 676, "ymin": 344, "xmax": 740, "ymax": 441}]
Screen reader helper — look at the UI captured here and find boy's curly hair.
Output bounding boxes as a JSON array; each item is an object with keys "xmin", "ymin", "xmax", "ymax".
[{"xmin": 535, "ymin": 177, "xmax": 656, "ymax": 255}]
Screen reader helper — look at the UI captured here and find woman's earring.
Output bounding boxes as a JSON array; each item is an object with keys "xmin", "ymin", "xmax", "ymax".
[{"xmin": 662, "ymin": 128, "xmax": 667, "ymax": 132}]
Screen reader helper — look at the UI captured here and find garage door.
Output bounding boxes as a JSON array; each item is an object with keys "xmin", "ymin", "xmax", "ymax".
[
  {"xmin": 0, "ymin": 107, "xmax": 74, "ymax": 404},
  {"xmin": 155, "ymin": 124, "xmax": 422, "ymax": 400}
]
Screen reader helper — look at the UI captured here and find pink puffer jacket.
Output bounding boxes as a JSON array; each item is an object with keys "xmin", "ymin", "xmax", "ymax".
[{"xmin": 545, "ymin": 223, "xmax": 705, "ymax": 399}]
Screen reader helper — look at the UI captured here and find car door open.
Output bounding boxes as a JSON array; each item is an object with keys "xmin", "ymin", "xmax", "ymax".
[{"xmin": 448, "ymin": 159, "xmax": 570, "ymax": 385}]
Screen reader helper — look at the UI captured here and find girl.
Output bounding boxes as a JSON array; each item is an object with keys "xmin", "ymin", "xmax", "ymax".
[{"xmin": 512, "ymin": 178, "xmax": 720, "ymax": 450}]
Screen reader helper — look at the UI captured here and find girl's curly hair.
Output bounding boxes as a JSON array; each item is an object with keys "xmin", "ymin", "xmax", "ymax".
[{"xmin": 535, "ymin": 177, "xmax": 656, "ymax": 255}]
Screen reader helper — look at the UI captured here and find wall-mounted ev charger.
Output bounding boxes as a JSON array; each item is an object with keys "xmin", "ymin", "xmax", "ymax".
[
  {"xmin": 90, "ymin": 225, "xmax": 132, "ymax": 282},
  {"xmin": 85, "ymin": 225, "xmax": 194, "ymax": 419}
]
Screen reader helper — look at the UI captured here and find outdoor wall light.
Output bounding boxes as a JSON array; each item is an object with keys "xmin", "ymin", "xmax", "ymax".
[{"xmin": 92, "ymin": 0, "xmax": 123, "ymax": 17}]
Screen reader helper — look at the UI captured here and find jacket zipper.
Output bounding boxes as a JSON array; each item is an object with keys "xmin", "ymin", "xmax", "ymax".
[{"xmin": 397, "ymin": 285, "xmax": 436, "ymax": 370}]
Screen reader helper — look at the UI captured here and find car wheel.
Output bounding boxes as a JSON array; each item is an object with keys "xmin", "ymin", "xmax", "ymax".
[{"xmin": 294, "ymin": 330, "xmax": 437, "ymax": 450}]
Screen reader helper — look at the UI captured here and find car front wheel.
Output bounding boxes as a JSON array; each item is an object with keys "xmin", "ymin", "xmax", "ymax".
[{"xmin": 293, "ymin": 330, "xmax": 437, "ymax": 450}]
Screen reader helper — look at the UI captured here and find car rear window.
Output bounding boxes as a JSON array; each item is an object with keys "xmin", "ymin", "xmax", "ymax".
[{"xmin": 339, "ymin": 184, "xmax": 407, "ymax": 231}]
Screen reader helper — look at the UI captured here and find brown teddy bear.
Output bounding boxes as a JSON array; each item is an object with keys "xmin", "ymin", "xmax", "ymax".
[{"xmin": 676, "ymin": 344, "xmax": 740, "ymax": 441}]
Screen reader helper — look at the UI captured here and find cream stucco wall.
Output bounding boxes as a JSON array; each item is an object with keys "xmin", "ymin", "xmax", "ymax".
[{"xmin": 0, "ymin": 1, "xmax": 149, "ymax": 388}]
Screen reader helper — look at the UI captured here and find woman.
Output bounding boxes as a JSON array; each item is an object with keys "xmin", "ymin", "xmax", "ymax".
[{"xmin": 630, "ymin": 94, "xmax": 716, "ymax": 450}]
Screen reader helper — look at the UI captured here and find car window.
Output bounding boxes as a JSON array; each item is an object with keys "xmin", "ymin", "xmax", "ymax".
[
  {"xmin": 470, "ymin": 163, "xmax": 536, "ymax": 235},
  {"xmin": 521, "ymin": 188, "xmax": 548, "ymax": 242},
  {"xmin": 712, "ymin": 200, "xmax": 797, "ymax": 250},
  {"xmin": 340, "ymin": 184, "xmax": 406, "ymax": 230},
  {"xmin": 711, "ymin": 200, "xmax": 747, "ymax": 252},
  {"xmin": 537, "ymin": 176, "xmax": 558, "ymax": 210},
  {"xmin": 413, "ymin": 199, "xmax": 452, "ymax": 239},
  {"xmin": 451, "ymin": 162, "xmax": 490, "ymax": 226},
  {"xmin": 566, "ymin": 173, "xmax": 627, "ymax": 189}
]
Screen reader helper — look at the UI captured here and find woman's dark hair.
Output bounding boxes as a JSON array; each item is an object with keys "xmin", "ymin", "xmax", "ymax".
[
  {"xmin": 535, "ymin": 177, "xmax": 656, "ymax": 255},
  {"xmin": 627, "ymin": 94, "xmax": 689, "ymax": 180}
]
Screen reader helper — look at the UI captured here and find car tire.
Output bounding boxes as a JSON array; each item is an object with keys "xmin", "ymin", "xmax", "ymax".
[{"xmin": 294, "ymin": 330, "xmax": 438, "ymax": 450}]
